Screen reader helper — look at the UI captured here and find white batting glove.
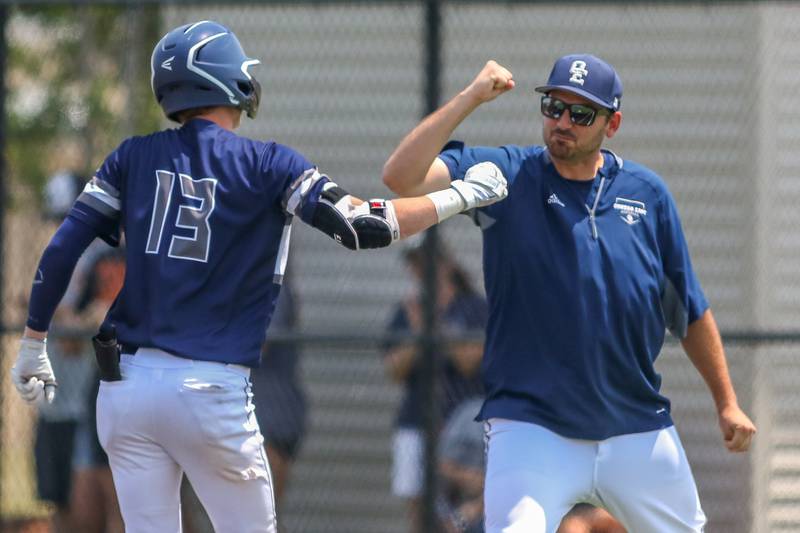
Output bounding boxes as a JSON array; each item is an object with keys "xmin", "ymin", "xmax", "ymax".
[
  {"xmin": 426, "ymin": 162, "xmax": 508, "ymax": 222},
  {"xmin": 11, "ymin": 337, "xmax": 57, "ymax": 405},
  {"xmin": 452, "ymin": 161, "xmax": 508, "ymax": 210}
]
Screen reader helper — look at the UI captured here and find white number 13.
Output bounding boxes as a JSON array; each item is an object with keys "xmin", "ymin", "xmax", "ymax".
[{"xmin": 145, "ymin": 170, "xmax": 218, "ymax": 262}]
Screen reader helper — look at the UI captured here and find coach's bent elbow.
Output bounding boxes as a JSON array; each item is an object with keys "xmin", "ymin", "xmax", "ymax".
[
  {"xmin": 381, "ymin": 160, "xmax": 404, "ymax": 194},
  {"xmin": 383, "ymin": 155, "xmax": 424, "ymax": 196}
]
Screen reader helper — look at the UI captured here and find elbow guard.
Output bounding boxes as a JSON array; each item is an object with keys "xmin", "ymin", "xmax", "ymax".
[{"xmin": 311, "ymin": 183, "xmax": 400, "ymax": 250}]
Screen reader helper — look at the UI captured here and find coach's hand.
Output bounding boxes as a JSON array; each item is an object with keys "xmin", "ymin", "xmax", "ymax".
[
  {"xmin": 462, "ymin": 60, "xmax": 515, "ymax": 104},
  {"xmin": 12, "ymin": 337, "xmax": 57, "ymax": 405},
  {"xmin": 451, "ymin": 162, "xmax": 508, "ymax": 211},
  {"xmin": 718, "ymin": 404, "xmax": 756, "ymax": 453}
]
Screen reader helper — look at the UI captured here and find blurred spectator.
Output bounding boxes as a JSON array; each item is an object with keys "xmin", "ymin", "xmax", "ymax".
[
  {"xmin": 436, "ymin": 397, "xmax": 485, "ymax": 533},
  {"xmin": 68, "ymin": 248, "xmax": 126, "ymax": 533},
  {"xmin": 33, "ymin": 330, "xmax": 95, "ymax": 533},
  {"xmin": 437, "ymin": 398, "xmax": 627, "ymax": 533},
  {"xmin": 251, "ymin": 279, "xmax": 307, "ymax": 505},
  {"xmin": 383, "ymin": 243, "xmax": 486, "ymax": 532},
  {"xmin": 73, "ymin": 248, "xmax": 127, "ymax": 325},
  {"xmin": 42, "ymin": 171, "xmax": 85, "ymax": 222}
]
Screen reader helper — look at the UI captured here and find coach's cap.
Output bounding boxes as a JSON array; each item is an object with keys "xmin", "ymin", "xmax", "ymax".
[{"xmin": 535, "ymin": 53, "xmax": 623, "ymax": 111}]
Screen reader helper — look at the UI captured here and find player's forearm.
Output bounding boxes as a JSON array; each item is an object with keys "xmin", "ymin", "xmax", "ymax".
[
  {"xmin": 344, "ymin": 195, "xmax": 439, "ymax": 238},
  {"xmin": 383, "ymin": 92, "xmax": 481, "ymax": 196},
  {"xmin": 391, "ymin": 167, "xmax": 508, "ymax": 237},
  {"xmin": 305, "ymin": 164, "xmax": 504, "ymax": 250},
  {"xmin": 391, "ymin": 197, "xmax": 441, "ymax": 239},
  {"xmin": 681, "ymin": 309, "xmax": 739, "ymax": 412}
]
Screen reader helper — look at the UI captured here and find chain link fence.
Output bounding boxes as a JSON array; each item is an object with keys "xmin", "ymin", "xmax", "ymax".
[{"xmin": 2, "ymin": 2, "xmax": 800, "ymax": 532}]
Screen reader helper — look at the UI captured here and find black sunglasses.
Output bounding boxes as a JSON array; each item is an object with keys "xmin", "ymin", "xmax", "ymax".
[{"xmin": 540, "ymin": 95, "xmax": 610, "ymax": 127}]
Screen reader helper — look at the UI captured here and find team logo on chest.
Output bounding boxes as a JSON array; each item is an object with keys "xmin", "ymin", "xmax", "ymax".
[{"xmin": 613, "ymin": 197, "xmax": 647, "ymax": 225}]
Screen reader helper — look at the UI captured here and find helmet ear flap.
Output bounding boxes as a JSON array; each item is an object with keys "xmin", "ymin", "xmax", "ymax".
[
  {"xmin": 237, "ymin": 81, "xmax": 252, "ymax": 95},
  {"xmin": 243, "ymin": 78, "xmax": 261, "ymax": 119}
]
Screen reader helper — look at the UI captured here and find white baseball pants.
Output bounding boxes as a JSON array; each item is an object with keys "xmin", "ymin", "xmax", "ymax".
[
  {"xmin": 484, "ymin": 418, "xmax": 706, "ymax": 533},
  {"xmin": 96, "ymin": 348, "xmax": 276, "ymax": 533}
]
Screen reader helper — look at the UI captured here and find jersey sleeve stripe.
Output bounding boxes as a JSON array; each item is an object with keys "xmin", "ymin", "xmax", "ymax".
[
  {"xmin": 661, "ymin": 277, "xmax": 691, "ymax": 339},
  {"xmin": 89, "ymin": 176, "xmax": 120, "ymax": 198},
  {"xmin": 79, "ymin": 178, "xmax": 121, "ymax": 212},
  {"xmin": 284, "ymin": 168, "xmax": 327, "ymax": 215},
  {"xmin": 76, "ymin": 191, "xmax": 120, "ymax": 219},
  {"xmin": 272, "ymin": 219, "xmax": 292, "ymax": 284}
]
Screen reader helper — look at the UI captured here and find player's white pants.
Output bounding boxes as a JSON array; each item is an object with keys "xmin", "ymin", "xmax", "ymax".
[
  {"xmin": 96, "ymin": 348, "xmax": 276, "ymax": 533},
  {"xmin": 484, "ymin": 419, "xmax": 706, "ymax": 533}
]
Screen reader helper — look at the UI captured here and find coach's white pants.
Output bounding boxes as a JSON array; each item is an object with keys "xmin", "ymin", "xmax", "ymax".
[
  {"xmin": 484, "ymin": 419, "xmax": 706, "ymax": 533},
  {"xmin": 97, "ymin": 348, "xmax": 276, "ymax": 533}
]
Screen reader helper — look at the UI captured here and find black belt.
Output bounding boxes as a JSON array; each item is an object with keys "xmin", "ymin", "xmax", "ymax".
[{"xmin": 119, "ymin": 344, "xmax": 138, "ymax": 355}]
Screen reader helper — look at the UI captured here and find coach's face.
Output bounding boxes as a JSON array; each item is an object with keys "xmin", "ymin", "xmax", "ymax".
[{"xmin": 542, "ymin": 89, "xmax": 621, "ymax": 164}]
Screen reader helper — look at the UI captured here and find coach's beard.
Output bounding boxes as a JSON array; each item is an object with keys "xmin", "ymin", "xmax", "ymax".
[
  {"xmin": 545, "ymin": 129, "xmax": 576, "ymax": 161},
  {"xmin": 544, "ymin": 128, "xmax": 603, "ymax": 165}
]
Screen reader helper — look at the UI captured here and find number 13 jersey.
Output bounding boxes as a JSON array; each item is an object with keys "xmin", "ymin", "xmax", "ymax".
[{"xmin": 70, "ymin": 119, "xmax": 318, "ymax": 367}]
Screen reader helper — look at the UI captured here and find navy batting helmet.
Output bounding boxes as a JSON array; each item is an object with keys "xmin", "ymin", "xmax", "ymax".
[{"xmin": 151, "ymin": 21, "xmax": 261, "ymax": 122}]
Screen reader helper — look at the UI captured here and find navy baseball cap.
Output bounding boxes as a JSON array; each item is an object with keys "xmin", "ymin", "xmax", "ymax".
[{"xmin": 535, "ymin": 54, "xmax": 622, "ymax": 111}]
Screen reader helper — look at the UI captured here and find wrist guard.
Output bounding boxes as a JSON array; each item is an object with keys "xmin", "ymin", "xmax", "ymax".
[{"xmin": 311, "ymin": 184, "xmax": 400, "ymax": 250}]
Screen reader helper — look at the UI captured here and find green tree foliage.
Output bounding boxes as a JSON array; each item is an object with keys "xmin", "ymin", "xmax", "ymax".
[{"xmin": 6, "ymin": 4, "xmax": 162, "ymax": 198}]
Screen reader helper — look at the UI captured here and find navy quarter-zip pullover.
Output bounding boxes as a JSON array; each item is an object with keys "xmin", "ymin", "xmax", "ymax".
[{"xmin": 439, "ymin": 142, "xmax": 708, "ymax": 439}]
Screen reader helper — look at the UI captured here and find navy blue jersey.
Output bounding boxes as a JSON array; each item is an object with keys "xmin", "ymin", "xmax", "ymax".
[
  {"xmin": 69, "ymin": 119, "xmax": 327, "ymax": 366},
  {"xmin": 439, "ymin": 142, "xmax": 708, "ymax": 440}
]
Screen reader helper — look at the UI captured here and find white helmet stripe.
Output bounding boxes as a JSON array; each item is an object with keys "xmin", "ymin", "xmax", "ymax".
[
  {"xmin": 186, "ymin": 32, "xmax": 239, "ymax": 105},
  {"xmin": 241, "ymin": 59, "xmax": 260, "ymax": 80},
  {"xmin": 184, "ymin": 20, "xmax": 211, "ymax": 34}
]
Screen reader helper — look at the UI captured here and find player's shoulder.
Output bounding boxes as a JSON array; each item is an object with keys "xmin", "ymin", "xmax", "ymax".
[
  {"xmin": 441, "ymin": 141, "xmax": 538, "ymax": 162},
  {"xmin": 218, "ymin": 135, "xmax": 314, "ymax": 184},
  {"xmin": 111, "ymin": 126, "xmax": 186, "ymax": 156},
  {"xmin": 616, "ymin": 155, "xmax": 670, "ymax": 199},
  {"xmin": 193, "ymin": 122, "xmax": 273, "ymax": 155},
  {"xmin": 495, "ymin": 144, "xmax": 546, "ymax": 186},
  {"xmin": 259, "ymin": 141, "xmax": 314, "ymax": 175},
  {"xmin": 500, "ymin": 143, "xmax": 544, "ymax": 160},
  {"xmin": 476, "ymin": 144, "xmax": 543, "ymax": 180},
  {"xmin": 109, "ymin": 132, "xmax": 144, "ymax": 155},
  {"xmin": 469, "ymin": 143, "xmax": 541, "ymax": 163},
  {"xmin": 262, "ymin": 141, "xmax": 306, "ymax": 160},
  {"xmin": 148, "ymin": 120, "xmax": 273, "ymax": 152}
]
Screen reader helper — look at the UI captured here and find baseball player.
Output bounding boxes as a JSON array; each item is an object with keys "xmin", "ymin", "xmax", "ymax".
[
  {"xmin": 10, "ymin": 21, "xmax": 508, "ymax": 533},
  {"xmin": 382, "ymin": 54, "xmax": 757, "ymax": 532}
]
